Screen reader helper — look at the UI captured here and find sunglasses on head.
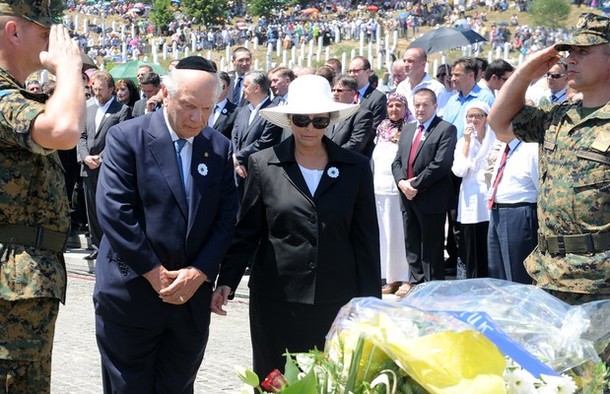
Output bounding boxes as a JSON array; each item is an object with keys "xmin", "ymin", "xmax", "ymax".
[
  {"xmin": 546, "ymin": 73, "xmax": 565, "ymax": 79},
  {"xmin": 291, "ymin": 115, "xmax": 331, "ymax": 129}
]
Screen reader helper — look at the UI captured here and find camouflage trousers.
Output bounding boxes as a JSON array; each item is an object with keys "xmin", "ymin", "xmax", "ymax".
[{"xmin": 0, "ymin": 297, "xmax": 59, "ymax": 394}]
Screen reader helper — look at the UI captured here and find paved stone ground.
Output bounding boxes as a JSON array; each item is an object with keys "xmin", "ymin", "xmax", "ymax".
[
  {"xmin": 51, "ymin": 255, "xmax": 253, "ymax": 393},
  {"xmin": 52, "ymin": 247, "xmax": 404, "ymax": 393}
]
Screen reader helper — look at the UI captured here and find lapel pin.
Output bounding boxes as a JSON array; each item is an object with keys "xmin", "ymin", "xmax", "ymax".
[
  {"xmin": 204, "ymin": 152, "xmax": 209, "ymax": 157},
  {"xmin": 197, "ymin": 163, "xmax": 208, "ymax": 176},
  {"xmin": 327, "ymin": 166, "xmax": 339, "ymax": 178}
]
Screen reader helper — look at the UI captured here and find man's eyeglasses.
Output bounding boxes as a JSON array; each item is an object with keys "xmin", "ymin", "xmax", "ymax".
[
  {"xmin": 348, "ymin": 68, "xmax": 366, "ymax": 74},
  {"xmin": 331, "ymin": 88, "xmax": 353, "ymax": 93},
  {"xmin": 291, "ymin": 115, "xmax": 331, "ymax": 129},
  {"xmin": 546, "ymin": 73, "xmax": 565, "ymax": 79},
  {"xmin": 466, "ymin": 113, "xmax": 486, "ymax": 120}
]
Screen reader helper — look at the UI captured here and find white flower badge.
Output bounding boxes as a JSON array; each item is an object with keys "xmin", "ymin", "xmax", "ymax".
[
  {"xmin": 327, "ymin": 166, "xmax": 339, "ymax": 178},
  {"xmin": 197, "ymin": 163, "xmax": 208, "ymax": 176}
]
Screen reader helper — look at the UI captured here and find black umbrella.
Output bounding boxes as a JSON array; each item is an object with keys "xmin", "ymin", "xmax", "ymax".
[{"xmin": 408, "ymin": 27, "xmax": 487, "ymax": 54}]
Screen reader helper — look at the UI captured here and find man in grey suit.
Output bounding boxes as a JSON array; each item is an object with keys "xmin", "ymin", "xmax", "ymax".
[
  {"xmin": 227, "ymin": 47, "xmax": 252, "ymax": 107},
  {"xmin": 231, "ymin": 71, "xmax": 282, "ymax": 198},
  {"xmin": 77, "ymin": 71, "xmax": 132, "ymax": 259},
  {"xmin": 327, "ymin": 75, "xmax": 375, "ymax": 158}
]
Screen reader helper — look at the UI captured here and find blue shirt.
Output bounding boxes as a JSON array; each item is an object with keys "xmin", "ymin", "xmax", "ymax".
[{"xmin": 441, "ymin": 84, "xmax": 495, "ymax": 139}]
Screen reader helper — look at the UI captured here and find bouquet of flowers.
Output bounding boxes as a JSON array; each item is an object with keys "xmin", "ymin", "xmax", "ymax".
[{"xmin": 237, "ymin": 279, "xmax": 610, "ymax": 393}]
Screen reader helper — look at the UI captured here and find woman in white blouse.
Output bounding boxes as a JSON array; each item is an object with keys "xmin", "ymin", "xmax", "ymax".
[{"xmin": 451, "ymin": 101, "xmax": 496, "ymax": 278}]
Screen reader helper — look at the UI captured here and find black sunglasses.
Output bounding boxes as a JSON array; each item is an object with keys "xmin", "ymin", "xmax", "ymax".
[
  {"xmin": 291, "ymin": 115, "xmax": 331, "ymax": 129},
  {"xmin": 546, "ymin": 73, "xmax": 565, "ymax": 79}
]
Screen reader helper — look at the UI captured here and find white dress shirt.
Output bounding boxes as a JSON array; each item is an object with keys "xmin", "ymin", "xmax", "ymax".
[
  {"xmin": 489, "ymin": 139, "xmax": 539, "ymax": 204},
  {"xmin": 95, "ymin": 96, "xmax": 115, "ymax": 132},
  {"xmin": 395, "ymin": 73, "xmax": 447, "ymax": 114},
  {"xmin": 248, "ymin": 96, "xmax": 269, "ymax": 126}
]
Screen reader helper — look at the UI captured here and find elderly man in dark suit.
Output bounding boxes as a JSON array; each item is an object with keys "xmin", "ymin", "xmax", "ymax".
[
  {"xmin": 231, "ymin": 70, "xmax": 282, "ymax": 198},
  {"xmin": 209, "ymin": 71, "xmax": 238, "ymax": 140},
  {"xmin": 327, "ymin": 74, "xmax": 375, "ymax": 158},
  {"xmin": 94, "ymin": 56, "xmax": 238, "ymax": 393},
  {"xmin": 348, "ymin": 55, "xmax": 387, "ymax": 130},
  {"xmin": 77, "ymin": 71, "xmax": 131, "ymax": 260},
  {"xmin": 392, "ymin": 88, "xmax": 457, "ymax": 286}
]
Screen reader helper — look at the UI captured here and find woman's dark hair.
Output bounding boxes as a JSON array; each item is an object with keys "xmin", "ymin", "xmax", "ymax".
[{"xmin": 116, "ymin": 78, "xmax": 140, "ymax": 108}]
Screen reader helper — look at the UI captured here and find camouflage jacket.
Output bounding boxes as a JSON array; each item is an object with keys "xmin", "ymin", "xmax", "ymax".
[
  {"xmin": 512, "ymin": 101, "xmax": 610, "ymax": 295},
  {"xmin": 0, "ymin": 68, "xmax": 68, "ymax": 303}
]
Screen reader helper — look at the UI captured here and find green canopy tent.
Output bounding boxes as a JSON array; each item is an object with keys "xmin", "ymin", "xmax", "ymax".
[{"xmin": 108, "ymin": 60, "xmax": 167, "ymax": 85}]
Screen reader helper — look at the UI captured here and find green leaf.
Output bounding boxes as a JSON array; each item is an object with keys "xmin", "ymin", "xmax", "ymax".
[
  {"xmin": 345, "ymin": 335, "xmax": 366, "ymax": 393},
  {"xmin": 283, "ymin": 352, "xmax": 301, "ymax": 385},
  {"xmin": 235, "ymin": 366, "xmax": 260, "ymax": 387},
  {"xmin": 282, "ymin": 368, "xmax": 318, "ymax": 394}
]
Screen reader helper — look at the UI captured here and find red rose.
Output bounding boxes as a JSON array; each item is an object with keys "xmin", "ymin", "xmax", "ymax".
[{"xmin": 260, "ymin": 369, "xmax": 287, "ymax": 392}]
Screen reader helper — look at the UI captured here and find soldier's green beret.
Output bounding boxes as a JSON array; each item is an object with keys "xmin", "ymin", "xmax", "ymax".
[
  {"xmin": 555, "ymin": 13, "xmax": 610, "ymax": 51},
  {"xmin": 0, "ymin": 0, "xmax": 63, "ymax": 29}
]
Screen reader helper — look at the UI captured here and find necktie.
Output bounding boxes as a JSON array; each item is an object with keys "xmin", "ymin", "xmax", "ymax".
[
  {"xmin": 407, "ymin": 125, "xmax": 424, "ymax": 179},
  {"xmin": 551, "ymin": 94, "xmax": 557, "ymax": 103},
  {"xmin": 487, "ymin": 144, "xmax": 511, "ymax": 209},
  {"xmin": 174, "ymin": 139, "xmax": 187, "ymax": 193},
  {"xmin": 208, "ymin": 105, "xmax": 219, "ymax": 127},
  {"xmin": 232, "ymin": 77, "xmax": 243, "ymax": 104}
]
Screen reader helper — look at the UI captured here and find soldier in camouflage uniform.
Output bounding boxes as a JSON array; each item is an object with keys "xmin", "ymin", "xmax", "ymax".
[
  {"xmin": 489, "ymin": 13, "xmax": 610, "ymax": 305},
  {"xmin": 0, "ymin": 1, "xmax": 85, "ymax": 392}
]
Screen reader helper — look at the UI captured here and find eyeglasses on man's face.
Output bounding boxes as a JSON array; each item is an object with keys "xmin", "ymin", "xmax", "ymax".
[
  {"xmin": 466, "ymin": 113, "xmax": 486, "ymax": 120},
  {"xmin": 291, "ymin": 115, "xmax": 331, "ymax": 129},
  {"xmin": 347, "ymin": 68, "xmax": 366, "ymax": 74}
]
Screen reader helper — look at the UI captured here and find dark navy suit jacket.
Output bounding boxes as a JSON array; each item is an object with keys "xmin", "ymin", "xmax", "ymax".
[{"xmin": 93, "ymin": 110, "xmax": 238, "ymax": 332}]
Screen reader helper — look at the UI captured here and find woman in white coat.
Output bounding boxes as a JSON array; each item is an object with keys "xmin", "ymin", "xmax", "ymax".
[{"xmin": 451, "ymin": 101, "xmax": 496, "ymax": 278}]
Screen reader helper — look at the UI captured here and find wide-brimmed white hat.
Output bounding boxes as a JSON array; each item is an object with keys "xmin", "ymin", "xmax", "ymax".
[{"xmin": 259, "ymin": 74, "xmax": 359, "ymax": 129}]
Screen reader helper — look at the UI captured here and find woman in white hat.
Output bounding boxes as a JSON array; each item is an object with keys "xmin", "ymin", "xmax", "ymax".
[
  {"xmin": 211, "ymin": 75, "xmax": 381, "ymax": 379},
  {"xmin": 451, "ymin": 100, "xmax": 496, "ymax": 278}
]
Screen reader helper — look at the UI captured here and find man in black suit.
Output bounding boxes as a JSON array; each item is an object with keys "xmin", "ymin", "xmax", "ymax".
[
  {"xmin": 209, "ymin": 71, "xmax": 238, "ymax": 140},
  {"xmin": 132, "ymin": 72, "xmax": 161, "ymax": 117},
  {"xmin": 231, "ymin": 71, "xmax": 282, "ymax": 198},
  {"xmin": 348, "ymin": 55, "xmax": 387, "ymax": 130},
  {"xmin": 77, "ymin": 71, "xmax": 132, "ymax": 259},
  {"xmin": 227, "ymin": 47, "xmax": 251, "ymax": 107},
  {"xmin": 392, "ymin": 88, "xmax": 457, "ymax": 283},
  {"xmin": 327, "ymin": 75, "xmax": 375, "ymax": 158}
]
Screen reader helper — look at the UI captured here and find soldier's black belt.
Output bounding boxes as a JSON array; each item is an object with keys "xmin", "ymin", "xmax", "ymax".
[
  {"xmin": 539, "ymin": 232, "xmax": 610, "ymax": 255},
  {"xmin": 0, "ymin": 224, "xmax": 67, "ymax": 253}
]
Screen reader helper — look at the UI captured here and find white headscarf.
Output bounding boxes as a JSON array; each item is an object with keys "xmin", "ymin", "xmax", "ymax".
[{"xmin": 462, "ymin": 100, "xmax": 496, "ymax": 166}]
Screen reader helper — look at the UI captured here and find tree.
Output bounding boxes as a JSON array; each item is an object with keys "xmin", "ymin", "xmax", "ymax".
[
  {"xmin": 181, "ymin": 0, "xmax": 230, "ymax": 27},
  {"xmin": 149, "ymin": 0, "xmax": 175, "ymax": 35},
  {"xmin": 530, "ymin": 0, "xmax": 571, "ymax": 29},
  {"xmin": 250, "ymin": 0, "xmax": 287, "ymax": 19}
]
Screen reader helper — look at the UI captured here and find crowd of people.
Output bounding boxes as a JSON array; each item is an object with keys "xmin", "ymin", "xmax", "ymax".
[
  {"xmin": 61, "ymin": 0, "xmax": 580, "ymax": 69},
  {"xmin": 2, "ymin": 0, "xmax": 610, "ymax": 391}
]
